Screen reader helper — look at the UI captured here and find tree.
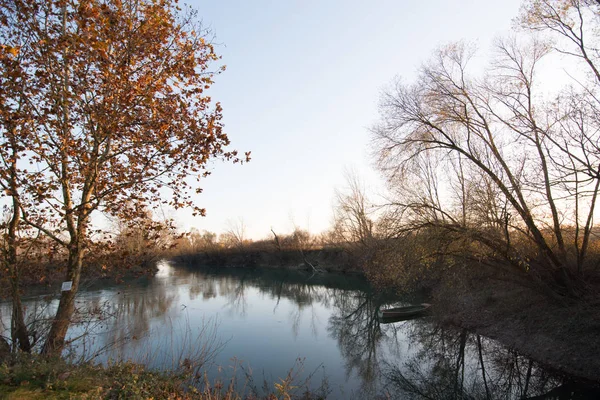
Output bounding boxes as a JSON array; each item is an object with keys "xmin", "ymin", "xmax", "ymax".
[
  {"xmin": 0, "ymin": 208, "xmax": 31, "ymax": 352},
  {"xmin": 331, "ymin": 170, "xmax": 375, "ymax": 248},
  {"xmin": 188, "ymin": 228, "xmax": 218, "ymax": 252},
  {"xmin": 221, "ymin": 217, "xmax": 247, "ymax": 250},
  {"xmin": 288, "ymin": 228, "xmax": 312, "ymax": 250},
  {"xmin": 372, "ymin": 34, "xmax": 600, "ymax": 296},
  {"xmin": 519, "ymin": 0, "xmax": 600, "ymax": 274},
  {"xmin": 112, "ymin": 207, "xmax": 177, "ymax": 264},
  {"xmin": 0, "ymin": 1, "xmax": 40, "ymax": 352},
  {"xmin": 0, "ymin": 0, "xmax": 248, "ymax": 354}
]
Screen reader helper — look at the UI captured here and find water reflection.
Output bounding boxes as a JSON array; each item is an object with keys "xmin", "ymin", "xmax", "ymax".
[
  {"xmin": 98, "ymin": 279, "xmax": 179, "ymax": 357},
  {"xmin": 169, "ymin": 265, "xmax": 597, "ymax": 399},
  {"xmin": 382, "ymin": 321, "xmax": 599, "ymax": 399},
  {"xmin": 2, "ymin": 263, "xmax": 597, "ymax": 399},
  {"xmin": 328, "ymin": 289, "xmax": 382, "ymax": 396}
]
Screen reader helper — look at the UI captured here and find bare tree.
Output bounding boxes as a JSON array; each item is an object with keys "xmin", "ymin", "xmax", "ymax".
[
  {"xmin": 188, "ymin": 229, "xmax": 218, "ymax": 252},
  {"xmin": 372, "ymin": 35, "xmax": 600, "ymax": 295},
  {"xmin": 222, "ymin": 217, "xmax": 247, "ymax": 250},
  {"xmin": 519, "ymin": 0, "xmax": 600, "ymax": 274},
  {"xmin": 332, "ymin": 170, "xmax": 375, "ymax": 248}
]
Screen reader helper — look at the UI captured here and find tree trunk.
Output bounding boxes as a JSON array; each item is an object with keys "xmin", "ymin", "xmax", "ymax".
[
  {"xmin": 42, "ymin": 0, "xmax": 79, "ymax": 357},
  {"xmin": 5, "ymin": 145, "xmax": 31, "ymax": 353},
  {"xmin": 0, "ymin": 335, "xmax": 10, "ymax": 361},
  {"xmin": 41, "ymin": 245, "xmax": 84, "ymax": 355},
  {"xmin": 477, "ymin": 335, "xmax": 491, "ymax": 400},
  {"xmin": 9, "ymin": 274, "xmax": 30, "ymax": 353}
]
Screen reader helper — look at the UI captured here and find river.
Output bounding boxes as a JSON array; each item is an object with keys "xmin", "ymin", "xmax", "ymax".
[{"xmin": 1, "ymin": 260, "xmax": 597, "ymax": 399}]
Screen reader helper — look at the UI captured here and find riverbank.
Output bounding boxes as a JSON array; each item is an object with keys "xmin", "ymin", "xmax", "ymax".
[
  {"xmin": 0, "ymin": 357, "xmax": 190, "ymax": 399},
  {"xmin": 6, "ymin": 242, "xmax": 599, "ymax": 390},
  {"xmin": 0, "ymin": 254, "xmax": 158, "ymax": 295},
  {"xmin": 2, "ymin": 245, "xmax": 359, "ymax": 293},
  {"xmin": 174, "ymin": 247, "xmax": 600, "ymax": 384},
  {"xmin": 0, "ymin": 355, "xmax": 327, "ymax": 399},
  {"xmin": 433, "ymin": 277, "xmax": 600, "ymax": 384},
  {"xmin": 2, "ymin": 256, "xmax": 599, "ymax": 397},
  {"xmin": 171, "ymin": 247, "xmax": 363, "ymax": 274}
]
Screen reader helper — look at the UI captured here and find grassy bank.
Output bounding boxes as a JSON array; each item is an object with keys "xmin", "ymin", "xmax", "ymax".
[
  {"xmin": 0, "ymin": 355, "xmax": 328, "ymax": 400},
  {"xmin": 0, "ymin": 357, "xmax": 188, "ymax": 399}
]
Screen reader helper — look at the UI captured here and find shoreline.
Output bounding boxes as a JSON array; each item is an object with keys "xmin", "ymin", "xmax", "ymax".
[
  {"xmin": 5, "ymin": 251, "xmax": 599, "ymax": 386},
  {"xmin": 172, "ymin": 253, "xmax": 600, "ymax": 383},
  {"xmin": 170, "ymin": 247, "xmax": 363, "ymax": 274},
  {"xmin": 433, "ymin": 279, "xmax": 600, "ymax": 384}
]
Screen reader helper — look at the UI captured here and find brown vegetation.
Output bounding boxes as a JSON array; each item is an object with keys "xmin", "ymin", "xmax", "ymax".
[
  {"xmin": 169, "ymin": 227, "xmax": 360, "ymax": 273},
  {"xmin": 0, "ymin": 355, "xmax": 331, "ymax": 399},
  {"xmin": 369, "ymin": 0, "xmax": 600, "ymax": 299}
]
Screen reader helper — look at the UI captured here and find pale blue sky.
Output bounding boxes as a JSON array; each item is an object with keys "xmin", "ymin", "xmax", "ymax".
[{"xmin": 177, "ymin": 0, "xmax": 523, "ymax": 239}]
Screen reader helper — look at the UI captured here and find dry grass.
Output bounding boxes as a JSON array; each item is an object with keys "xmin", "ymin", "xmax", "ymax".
[{"xmin": 0, "ymin": 355, "xmax": 330, "ymax": 399}]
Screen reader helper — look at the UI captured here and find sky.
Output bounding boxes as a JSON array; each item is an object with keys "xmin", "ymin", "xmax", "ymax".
[{"xmin": 173, "ymin": 0, "xmax": 524, "ymax": 239}]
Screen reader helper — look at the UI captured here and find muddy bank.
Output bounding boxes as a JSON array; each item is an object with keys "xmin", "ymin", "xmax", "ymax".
[{"xmin": 434, "ymin": 279, "xmax": 600, "ymax": 383}]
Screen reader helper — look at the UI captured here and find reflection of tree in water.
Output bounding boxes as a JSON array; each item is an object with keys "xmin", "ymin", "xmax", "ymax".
[
  {"xmin": 179, "ymin": 267, "xmax": 364, "ymax": 338},
  {"xmin": 127, "ymin": 265, "xmax": 598, "ymax": 399},
  {"xmin": 382, "ymin": 322, "xmax": 599, "ymax": 400},
  {"xmin": 269, "ymin": 283, "xmax": 331, "ymax": 338},
  {"xmin": 149, "ymin": 267, "xmax": 390, "ymax": 396},
  {"xmin": 73, "ymin": 271, "xmax": 224, "ymax": 371},
  {"xmin": 222, "ymin": 275, "xmax": 249, "ymax": 317},
  {"xmin": 328, "ymin": 289, "xmax": 383, "ymax": 397},
  {"xmin": 188, "ymin": 276, "xmax": 217, "ymax": 300},
  {"xmin": 185, "ymin": 272, "xmax": 250, "ymax": 315},
  {"xmin": 92, "ymin": 280, "xmax": 179, "ymax": 358},
  {"xmin": 178, "ymin": 268, "xmax": 390, "ymax": 396}
]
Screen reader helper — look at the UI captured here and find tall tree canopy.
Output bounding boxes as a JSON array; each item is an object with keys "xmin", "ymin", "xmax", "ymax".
[
  {"xmin": 372, "ymin": 0, "xmax": 600, "ymax": 296},
  {"xmin": 0, "ymin": 0, "xmax": 248, "ymax": 354}
]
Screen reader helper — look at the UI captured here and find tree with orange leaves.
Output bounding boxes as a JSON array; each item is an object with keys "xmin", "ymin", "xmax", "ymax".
[{"xmin": 0, "ymin": 0, "xmax": 249, "ymax": 355}]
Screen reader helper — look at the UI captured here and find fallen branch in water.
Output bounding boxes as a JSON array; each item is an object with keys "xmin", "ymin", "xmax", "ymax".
[{"xmin": 299, "ymin": 249, "xmax": 324, "ymax": 275}]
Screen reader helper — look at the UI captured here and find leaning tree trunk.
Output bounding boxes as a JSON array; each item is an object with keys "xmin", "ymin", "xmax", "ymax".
[
  {"xmin": 41, "ymin": 243, "xmax": 84, "ymax": 355},
  {"xmin": 42, "ymin": 1, "xmax": 79, "ymax": 356}
]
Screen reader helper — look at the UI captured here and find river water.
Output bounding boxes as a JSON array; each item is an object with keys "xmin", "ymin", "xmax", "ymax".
[{"xmin": 1, "ymin": 261, "xmax": 597, "ymax": 399}]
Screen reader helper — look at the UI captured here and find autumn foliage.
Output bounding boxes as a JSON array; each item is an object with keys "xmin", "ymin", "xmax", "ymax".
[{"xmin": 0, "ymin": 0, "xmax": 247, "ymax": 354}]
